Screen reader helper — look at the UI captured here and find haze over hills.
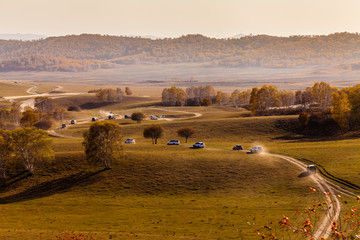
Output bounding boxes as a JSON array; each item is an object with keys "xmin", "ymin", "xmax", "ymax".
[
  {"xmin": 0, "ymin": 33, "xmax": 47, "ymax": 41},
  {"xmin": 0, "ymin": 32, "xmax": 360, "ymax": 72}
]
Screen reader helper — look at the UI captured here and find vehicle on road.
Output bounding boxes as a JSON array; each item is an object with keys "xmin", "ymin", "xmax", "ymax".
[
  {"xmin": 61, "ymin": 123, "xmax": 67, "ymax": 128},
  {"xmin": 150, "ymin": 115, "xmax": 158, "ymax": 120},
  {"xmin": 307, "ymin": 165, "xmax": 317, "ymax": 173},
  {"xmin": 108, "ymin": 115, "xmax": 116, "ymax": 119},
  {"xmin": 193, "ymin": 142, "xmax": 205, "ymax": 148},
  {"xmin": 91, "ymin": 117, "xmax": 99, "ymax": 122},
  {"xmin": 124, "ymin": 114, "xmax": 131, "ymax": 119},
  {"xmin": 70, "ymin": 120, "xmax": 76, "ymax": 124},
  {"xmin": 124, "ymin": 139, "xmax": 136, "ymax": 144},
  {"xmin": 232, "ymin": 145, "xmax": 243, "ymax": 150},
  {"xmin": 160, "ymin": 115, "xmax": 166, "ymax": 118},
  {"xmin": 167, "ymin": 140, "xmax": 180, "ymax": 145},
  {"xmin": 250, "ymin": 146, "xmax": 263, "ymax": 153}
]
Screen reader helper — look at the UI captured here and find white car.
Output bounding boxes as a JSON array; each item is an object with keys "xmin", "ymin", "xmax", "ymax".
[
  {"xmin": 250, "ymin": 146, "xmax": 263, "ymax": 153},
  {"xmin": 167, "ymin": 140, "xmax": 180, "ymax": 145},
  {"xmin": 150, "ymin": 115, "xmax": 158, "ymax": 120},
  {"xmin": 193, "ymin": 142, "xmax": 205, "ymax": 148},
  {"xmin": 124, "ymin": 139, "xmax": 136, "ymax": 144},
  {"xmin": 307, "ymin": 165, "xmax": 316, "ymax": 173}
]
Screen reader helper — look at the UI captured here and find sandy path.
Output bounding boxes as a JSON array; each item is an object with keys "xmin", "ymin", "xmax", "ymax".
[
  {"xmin": 265, "ymin": 153, "xmax": 347, "ymax": 239},
  {"xmin": 149, "ymin": 107, "xmax": 202, "ymax": 121}
]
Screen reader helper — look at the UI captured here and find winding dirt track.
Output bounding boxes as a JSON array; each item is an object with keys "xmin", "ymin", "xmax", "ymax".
[{"xmin": 266, "ymin": 153, "xmax": 357, "ymax": 239}]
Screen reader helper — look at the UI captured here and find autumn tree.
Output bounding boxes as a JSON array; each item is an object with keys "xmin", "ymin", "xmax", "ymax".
[
  {"xmin": 34, "ymin": 96, "xmax": 56, "ymax": 114},
  {"xmin": 348, "ymin": 84, "xmax": 360, "ymax": 126},
  {"xmin": 8, "ymin": 103, "xmax": 21, "ymax": 124},
  {"xmin": 131, "ymin": 112, "xmax": 146, "ymax": 123},
  {"xmin": 331, "ymin": 91, "xmax": 351, "ymax": 129},
  {"xmin": 216, "ymin": 90, "xmax": 229, "ymax": 106},
  {"xmin": 0, "ymin": 130, "xmax": 12, "ymax": 185},
  {"xmin": 250, "ymin": 85, "xmax": 280, "ymax": 115},
  {"xmin": 279, "ymin": 90, "xmax": 295, "ymax": 107},
  {"xmin": 83, "ymin": 121, "xmax": 123, "ymax": 170},
  {"xmin": 161, "ymin": 86, "xmax": 187, "ymax": 106},
  {"xmin": 177, "ymin": 127, "xmax": 195, "ymax": 143},
  {"xmin": 96, "ymin": 88, "xmax": 124, "ymax": 102},
  {"xmin": 20, "ymin": 109, "xmax": 39, "ymax": 127},
  {"xmin": 186, "ymin": 85, "xmax": 216, "ymax": 106},
  {"xmin": 200, "ymin": 98, "xmax": 212, "ymax": 106},
  {"xmin": 143, "ymin": 125, "xmax": 164, "ymax": 144},
  {"xmin": 311, "ymin": 82, "xmax": 334, "ymax": 110},
  {"xmin": 125, "ymin": 87, "xmax": 132, "ymax": 95},
  {"xmin": 53, "ymin": 107, "xmax": 66, "ymax": 122},
  {"xmin": 295, "ymin": 88, "xmax": 313, "ymax": 108},
  {"xmin": 11, "ymin": 127, "xmax": 54, "ymax": 175}
]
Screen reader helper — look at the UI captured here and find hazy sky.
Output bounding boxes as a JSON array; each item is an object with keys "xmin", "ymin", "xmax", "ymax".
[{"xmin": 1, "ymin": 0, "xmax": 359, "ymax": 38}]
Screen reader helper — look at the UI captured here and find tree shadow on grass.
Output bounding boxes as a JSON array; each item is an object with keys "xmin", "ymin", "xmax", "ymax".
[
  {"xmin": 1, "ymin": 171, "xmax": 32, "ymax": 189},
  {"xmin": 0, "ymin": 169, "xmax": 106, "ymax": 204}
]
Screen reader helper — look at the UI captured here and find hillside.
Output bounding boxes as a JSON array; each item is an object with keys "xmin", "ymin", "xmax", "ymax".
[{"xmin": 1, "ymin": 32, "xmax": 360, "ymax": 71}]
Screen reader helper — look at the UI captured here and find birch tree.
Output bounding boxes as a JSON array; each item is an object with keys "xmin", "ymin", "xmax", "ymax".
[
  {"xmin": 0, "ymin": 130, "xmax": 12, "ymax": 185},
  {"xmin": 11, "ymin": 127, "xmax": 54, "ymax": 175},
  {"xmin": 83, "ymin": 121, "xmax": 123, "ymax": 170}
]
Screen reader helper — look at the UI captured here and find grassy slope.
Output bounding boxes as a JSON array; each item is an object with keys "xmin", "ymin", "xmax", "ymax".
[
  {"xmin": 1, "ymin": 95, "xmax": 358, "ymax": 239},
  {"xmin": 0, "ymin": 82, "xmax": 31, "ymax": 97}
]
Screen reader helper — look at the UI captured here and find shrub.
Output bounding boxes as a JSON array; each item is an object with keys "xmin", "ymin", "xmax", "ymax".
[
  {"xmin": 67, "ymin": 105, "xmax": 81, "ymax": 112},
  {"xmin": 34, "ymin": 120, "xmax": 53, "ymax": 130}
]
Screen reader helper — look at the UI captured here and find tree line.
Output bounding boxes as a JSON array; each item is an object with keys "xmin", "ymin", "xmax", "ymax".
[{"xmin": 2, "ymin": 33, "xmax": 360, "ymax": 71}]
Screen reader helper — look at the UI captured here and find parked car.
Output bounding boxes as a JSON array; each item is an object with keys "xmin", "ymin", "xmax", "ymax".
[
  {"xmin": 108, "ymin": 115, "xmax": 116, "ymax": 119},
  {"xmin": 250, "ymin": 146, "xmax": 263, "ymax": 153},
  {"xmin": 306, "ymin": 165, "xmax": 317, "ymax": 173},
  {"xmin": 160, "ymin": 115, "xmax": 166, "ymax": 118},
  {"xmin": 193, "ymin": 142, "xmax": 205, "ymax": 148},
  {"xmin": 150, "ymin": 115, "xmax": 158, "ymax": 120},
  {"xmin": 70, "ymin": 120, "xmax": 77, "ymax": 124},
  {"xmin": 167, "ymin": 140, "xmax": 180, "ymax": 145},
  {"xmin": 124, "ymin": 114, "xmax": 131, "ymax": 119},
  {"xmin": 232, "ymin": 145, "xmax": 243, "ymax": 150},
  {"xmin": 124, "ymin": 139, "xmax": 136, "ymax": 144},
  {"xmin": 61, "ymin": 123, "xmax": 67, "ymax": 128},
  {"xmin": 91, "ymin": 117, "xmax": 99, "ymax": 122}
]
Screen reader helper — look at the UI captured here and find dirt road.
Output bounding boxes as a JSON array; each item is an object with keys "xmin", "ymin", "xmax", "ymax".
[{"xmin": 266, "ymin": 153, "xmax": 349, "ymax": 239}]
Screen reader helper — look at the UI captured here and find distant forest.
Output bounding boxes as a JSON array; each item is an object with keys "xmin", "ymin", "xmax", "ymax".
[{"xmin": 1, "ymin": 32, "xmax": 360, "ymax": 72}]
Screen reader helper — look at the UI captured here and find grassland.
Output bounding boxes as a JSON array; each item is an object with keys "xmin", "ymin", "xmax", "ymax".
[{"xmin": 0, "ymin": 90, "xmax": 359, "ymax": 239}]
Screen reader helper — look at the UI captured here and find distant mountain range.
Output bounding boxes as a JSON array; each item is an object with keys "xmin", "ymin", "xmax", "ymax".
[
  {"xmin": 0, "ymin": 32, "xmax": 360, "ymax": 72},
  {"xmin": 0, "ymin": 34, "xmax": 47, "ymax": 41}
]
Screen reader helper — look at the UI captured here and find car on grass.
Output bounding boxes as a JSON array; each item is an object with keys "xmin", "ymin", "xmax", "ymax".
[
  {"xmin": 306, "ymin": 165, "xmax": 316, "ymax": 174},
  {"xmin": 232, "ymin": 145, "xmax": 243, "ymax": 150},
  {"xmin": 61, "ymin": 123, "xmax": 67, "ymax": 128},
  {"xmin": 70, "ymin": 120, "xmax": 77, "ymax": 124},
  {"xmin": 167, "ymin": 140, "xmax": 180, "ymax": 145},
  {"xmin": 150, "ymin": 115, "xmax": 158, "ymax": 120},
  {"xmin": 124, "ymin": 139, "xmax": 136, "ymax": 144},
  {"xmin": 193, "ymin": 142, "xmax": 205, "ymax": 148},
  {"xmin": 250, "ymin": 146, "xmax": 263, "ymax": 154}
]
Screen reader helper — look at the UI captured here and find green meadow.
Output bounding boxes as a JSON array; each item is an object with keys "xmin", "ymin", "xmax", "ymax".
[{"xmin": 0, "ymin": 89, "xmax": 359, "ymax": 239}]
